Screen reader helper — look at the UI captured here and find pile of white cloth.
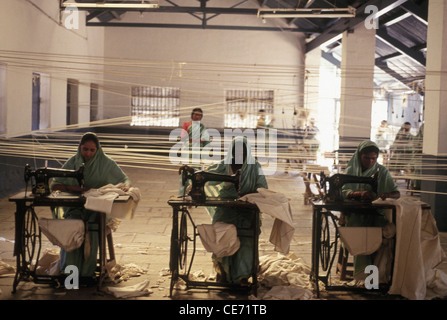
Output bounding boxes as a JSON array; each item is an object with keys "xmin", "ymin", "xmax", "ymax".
[
  {"xmin": 253, "ymin": 253, "xmax": 314, "ymax": 300},
  {"xmin": 374, "ymin": 197, "xmax": 447, "ymax": 300},
  {"xmin": 0, "ymin": 260, "xmax": 15, "ymax": 277},
  {"xmin": 84, "ymin": 183, "xmax": 141, "ymax": 219},
  {"xmin": 38, "ymin": 219, "xmax": 85, "ymax": 252},
  {"xmin": 197, "ymin": 222, "xmax": 240, "ymax": 258},
  {"xmin": 240, "ymin": 188, "xmax": 295, "ymax": 254}
]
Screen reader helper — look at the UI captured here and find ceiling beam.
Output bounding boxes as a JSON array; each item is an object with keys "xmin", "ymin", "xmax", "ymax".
[
  {"xmin": 66, "ymin": 4, "xmax": 259, "ymax": 14},
  {"xmin": 400, "ymin": 0, "xmax": 428, "ymax": 25},
  {"xmin": 375, "ymin": 29, "xmax": 426, "ymax": 66},
  {"xmin": 305, "ymin": 0, "xmax": 409, "ymax": 53},
  {"xmin": 85, "ymin": 21, "xmax": 312, "ymax": 32},
  {"xmin": 322, "ymin": 51, "xmax": 413, "ymax": 90}
]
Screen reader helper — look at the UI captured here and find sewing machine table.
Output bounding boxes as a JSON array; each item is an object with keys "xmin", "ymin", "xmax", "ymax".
[
  {"xmin": 9, "ymin": 191, "xmax": 129, "ymax": 293},
  {"xmin": 167, "ymin": 197, "xmax": 260, "ymax": 297},
  {"xmin": 310, "ymin": 199, "xmax": 400, "ymax": 297}
]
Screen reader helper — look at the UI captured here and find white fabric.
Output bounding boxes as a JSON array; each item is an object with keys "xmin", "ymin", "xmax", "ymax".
[
  {"xmin": 105, "ymin": 279, "xmax": 152, "ymax": 298},
  {"xmin": 374, "ymin": 197, "xmax": 447, "ymax": 300},
  {"xmin": 373, "ymin": 223, "xmax": 396, "ymax": 284},
  {"xmin": 38, "ymin": 218, "xmax": 85, "ymax": 252},
  {"xmin": 84, "ymin": 190, "xmax": 119, "ymax": 215},
  {"xmin": 258, "ymin": 253, "xmax": 312, "ymax": 288},
  {"xmin": 34, "ymin": 249, "xmax": 61, "ymax": 276},
  {"xmin": 84, "ymin": 183, "xmax": 141, "ymax": 219},
  {"xmin": 262, "ymin": 285, "xmax": 313, "ymax": 300},
  {"xmin": 338, "ymin": 227, "xmax": 383, "ymax": 256},
  {"xmin": 105, "ymin": 260, "xmax": 148, "ymax": 283},
  {"xmin": 240, "ymin": 188, "xmax": 295, "ymax": 254},
  {"xmin": 197, "ymin": 222, "xmax": 240, "ymax": 258},
  {"xmin": 254, "ymin": 253, "xmax": 314, "ymax": 300},
  {"xmin": 0, "ymin": 260, "xmax": 15, "ymax": 277}
]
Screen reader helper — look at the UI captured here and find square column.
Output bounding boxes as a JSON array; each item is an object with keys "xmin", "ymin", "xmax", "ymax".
[
  {"xmin": 338, "ymin": 24, "xmax": 376, "ymax": 156},
  {"xmin": 421, "ymin": 0, "xmax": 447, "ymax": 231}
]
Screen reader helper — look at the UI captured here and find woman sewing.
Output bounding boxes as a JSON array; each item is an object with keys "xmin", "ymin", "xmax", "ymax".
[
  {"xmin": 51, "ymin": 132, "xmax": 130, "ymax": 281},
  {"xmin": 341, "ymin": 140, "xmax": 400, "ymax": 282},
  {"xmin": 209, "ymin": 136, "xmax": 267, "ymax": 286},
  {"xmin": 179, "ymin": 136, "xmax": 268, "ymax": 286}
]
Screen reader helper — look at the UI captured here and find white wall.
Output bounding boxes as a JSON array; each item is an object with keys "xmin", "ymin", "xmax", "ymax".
[
  {"xmin": 0, "ymin": 0, "xmax": 104, "ymax": 137},
  {"xmin": 0, "ymin": 0, "xmax": 305, "ymax": 135},
  {"xmin": 102, "ymin": 0, "xmax": 306, "ymax": 129}
]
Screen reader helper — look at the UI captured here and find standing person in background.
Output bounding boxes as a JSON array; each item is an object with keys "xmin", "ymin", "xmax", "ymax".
[
  {"xmin": 390, "ymin": 122, "xmax": 414, "ymax": 173},
  {"xmin": 375, "ymin": 120, "xmax": 391, "ymax": 166},
  {"xmin": 181, "ymin": 107, "xmax": 209, "ymax": 148},
  {"xmin": 303, "ymin": 118, "xmax": 320, "ymax": 159},
  {"xmin": 408, "ymin": 123, "xmax": 424, "ymax": 191},
  {"xmin": 375, "ymin": 120, "xmax": 390, "ymax": 150},
  {"xmin": 256, "ymin": 109, "xmax": 274, "ymax": 129}
]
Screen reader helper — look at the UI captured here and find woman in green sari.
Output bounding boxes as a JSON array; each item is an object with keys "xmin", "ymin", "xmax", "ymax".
[
  {"xmin": 51, "ymin": 132, "xmax": 130, "ymax": 279},
  {"xmin": 207, "ymin": 136, "xmax": 268, "ymax": 285},
  {"xmin": 180, "ymin": 136, "xmax": 267, "ymax": 285},
  {"xmin": 341, "ymin": 140, "xmax": 400, "ymax": 281}
]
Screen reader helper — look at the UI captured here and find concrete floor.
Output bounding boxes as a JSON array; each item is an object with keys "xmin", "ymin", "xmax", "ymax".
[{"xmin": 1, "ymin": 165, "xmax": 446, "ymax": 304}]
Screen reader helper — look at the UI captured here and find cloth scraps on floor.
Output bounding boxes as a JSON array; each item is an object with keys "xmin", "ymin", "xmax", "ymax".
[
  {"xmin": 255, "ymin": 253, "xmax": 314, "ymax": 300},
  {"xmin": 104, "ymin": 279, "xmax": 153, "ymax": 299},
  {"xmin": 0, "ymin": 260, "xmax": 15, "ymax": 277}
]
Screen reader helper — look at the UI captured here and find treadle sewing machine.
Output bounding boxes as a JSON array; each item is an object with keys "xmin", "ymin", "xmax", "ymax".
[
  {"xmin": 9, "ymin": 163, "xmax": 126, "ymax": 293},
  {"xmin": 310, "ymin": 169, "xmax": 395, "ymax": 297},
  {"xmin": 319, "ymin": 169, "xmax": 379, "ymax": 202},
  {"xmin": 24, "ymin": 163, "xmax": 85, "ymax": 197},
  {"xmin": 168, "ymin": 166, "xmax": 259, "ymax": 297},
  {"xmin": 180, "ymin": 167, "xmax": 241, "ymax": 202}
]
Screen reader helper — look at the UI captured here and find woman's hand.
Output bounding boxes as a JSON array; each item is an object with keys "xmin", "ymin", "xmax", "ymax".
[
  {"xmin": 349, "ymin": 190, "xmax": 373, "ymax": 201},
  {"xmin": 378, "ymin": 191, "xmax": 400, "ymax": 200},
  {"xmin": 52, "ymin": 184, "xmax": 88, "ymax": 194},
  {"xmin": 120, "ymin": 184, "xmax": 130, "ymax": 192}
]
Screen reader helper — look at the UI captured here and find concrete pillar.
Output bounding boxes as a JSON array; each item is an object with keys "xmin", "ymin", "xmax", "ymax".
[
  {"xmin": 420, "ymin": 0, "xmax": 447, "ymax": 231},
  {"xmin": 338, "ymin": 23, "xmax": 376, "ymax": 156},
  {"xmin": 304, "ymin": 48, "xmax": 322, "ymax": 121}
]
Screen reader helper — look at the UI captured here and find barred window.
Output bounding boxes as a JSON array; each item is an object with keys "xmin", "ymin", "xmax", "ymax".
[
  {"xmin": 225, "ymin": 89, "xmax": 274, "ymax": 128},
  {"xmin": 130, "ymin": 86, "xmax": 180, "ymax": 127}
]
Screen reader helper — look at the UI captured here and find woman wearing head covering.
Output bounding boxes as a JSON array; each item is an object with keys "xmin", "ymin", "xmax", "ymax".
[
  {"xmin": 51, "ymin": 132, "xmax": 130, "ymax": 279},
  {"xmin": 342, "ymin": 140, "xmax": 399, "ymax": 203},
  {"xmin": 341, "ymin": 140, "xmax": 400, "ymax": 281},
  {"xmin": 208, "ymin": 137, "xmax": 267, "ymax": 285},
  {"xmin": 181, "ymin": 107, "xmax": 209, "ymax": 148},
  {"xmin": 182, "ymin": 136, "xmax": 267, "ymax": 285}
]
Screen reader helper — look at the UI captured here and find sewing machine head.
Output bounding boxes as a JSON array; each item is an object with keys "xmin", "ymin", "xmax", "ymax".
[
  {"xmin": 181, "ymin": 168, "xmax": 241, "ymax": 203},
  {"xmin": 319, "ymin": 169, "xmax": 379, "ymax": 202},
  {"xmin": 24, "ymin": 164, "xmax": 85, "ymax": 197}
]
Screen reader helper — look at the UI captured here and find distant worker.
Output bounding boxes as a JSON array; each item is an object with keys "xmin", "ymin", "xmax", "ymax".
[
  {"xmin": 181, "ymin": 107, "xmax": 209, "ymax": 148},
  {"xmin": 256, "ymin": 109, "xmax": 274, "ymax": 129},
  {"xmin": 390, "ymin": 122, "xmax": 413, "ymax": 173},
  {"xmin": 375, "ymin": 120, "xmax": 390, "ymax": 150}
]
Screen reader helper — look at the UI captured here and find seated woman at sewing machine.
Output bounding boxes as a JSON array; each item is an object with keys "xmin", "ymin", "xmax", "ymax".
[
  {"xmin": 51, "ymin": 132, "xmax": 130, "ymax": 281},
  {"xmin": 180, "ymin": 136, "xmax": 268, "ymax": 286},
  {"xmin": 341, "ymin": 140, "xmax": 400, "ymax": 282}
]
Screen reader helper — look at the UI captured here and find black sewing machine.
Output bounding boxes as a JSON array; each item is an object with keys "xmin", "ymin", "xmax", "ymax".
[
  {"xmin": 319, "ymin": 169, "xmax": 379, "ymax": 202},
  {"xmin": 24, "ymin": 163, "xmax": 85, "ymax": 197},
  {"xmin": 180, "ymin": 167, "xmax": 241, "ymax": 203}
]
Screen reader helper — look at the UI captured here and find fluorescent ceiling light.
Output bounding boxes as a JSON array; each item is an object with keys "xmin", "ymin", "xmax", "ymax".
[
  {"xmin": 61, "ymin": 1, "xmax": 159, "ymax": 9},
  {"xmin": 257, "ymin": 6, "xmax": 356, "ymax": 19}
]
